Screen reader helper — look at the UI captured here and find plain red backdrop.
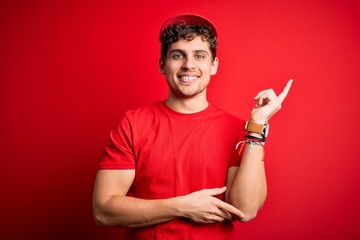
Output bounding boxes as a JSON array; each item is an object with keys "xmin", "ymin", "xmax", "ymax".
[{"xmin": 1, "ymin": 0, "xmax": 359, "ymax": 239}]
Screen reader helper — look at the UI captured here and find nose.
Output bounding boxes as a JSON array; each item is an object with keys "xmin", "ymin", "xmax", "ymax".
[{"xmin": 181, "ymin": 56, "xmax": 195, "ymax": 70}]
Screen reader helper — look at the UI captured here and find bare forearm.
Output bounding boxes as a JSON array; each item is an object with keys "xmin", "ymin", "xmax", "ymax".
[
  {"xmin": 227, "ymin": 144, "xmax": 267, "ymax": 222},
  {"xmin": 93, "ymin": 170, "xmax": 245, "ymax": 228},
  {"xmin": 93, "ymin": 188, "xmax": 245, "ymax": 228},
  {"xmin": 93, "ymin": 195, "xmax": 182, "ymax": 228}
]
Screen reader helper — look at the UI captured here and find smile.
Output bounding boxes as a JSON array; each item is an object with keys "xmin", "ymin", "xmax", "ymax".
[{"xmin": 178, "ymin": 75, "xmax": 199, "ymax": 83}]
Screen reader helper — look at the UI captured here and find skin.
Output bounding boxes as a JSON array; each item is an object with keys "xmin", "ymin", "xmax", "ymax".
[{"xmin": 92, "ymin": 35, "xmax": 293, "ymax": 227}]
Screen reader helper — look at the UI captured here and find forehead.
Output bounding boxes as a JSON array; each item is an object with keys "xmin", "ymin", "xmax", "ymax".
[{"xmin": 167, "ymin": 36, "xmax": 211, "ymax": 53}]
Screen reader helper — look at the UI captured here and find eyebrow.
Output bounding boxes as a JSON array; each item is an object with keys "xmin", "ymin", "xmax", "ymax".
[{"xmin": 168, "ymin": 49, "xmax": 210, "ymax": 55}]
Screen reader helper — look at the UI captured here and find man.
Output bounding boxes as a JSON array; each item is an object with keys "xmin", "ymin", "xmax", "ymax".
[{"xmin": 93, "ymin": 13, "xmax": 292, "ymax": 239}]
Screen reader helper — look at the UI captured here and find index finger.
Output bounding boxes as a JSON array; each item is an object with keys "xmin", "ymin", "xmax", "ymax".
[
  {"xmin": 214, "ymin": 198, "xmax": 244, "ymax": 218},
  {"xmin": 277, "ymin": 79, "xmax": 293, "ymax": 103}
]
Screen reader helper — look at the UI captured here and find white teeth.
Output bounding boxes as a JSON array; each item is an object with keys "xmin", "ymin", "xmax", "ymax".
[{"xmin": 180, "ymin": 76, "xmax": 197, "ymax": 80}]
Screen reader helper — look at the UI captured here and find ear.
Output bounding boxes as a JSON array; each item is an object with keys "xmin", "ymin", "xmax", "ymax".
[
  {"xmin": 211, "ymin": 57, "xmax": 219, "ymax": 75},
  {"xmin": 159, "ymin": 58, "xmax": 165, "ymax": 74}
]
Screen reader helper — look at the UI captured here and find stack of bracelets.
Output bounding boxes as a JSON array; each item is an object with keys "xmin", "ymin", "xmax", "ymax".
[{"xmin": 235, "ymin": 134, "xmax": 265, "ymax": 156}]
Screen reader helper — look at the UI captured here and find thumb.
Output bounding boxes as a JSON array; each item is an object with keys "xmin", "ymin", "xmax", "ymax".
[{"xmin": 207, "ymin": 186, "xmax": 227, "ymax": 196}]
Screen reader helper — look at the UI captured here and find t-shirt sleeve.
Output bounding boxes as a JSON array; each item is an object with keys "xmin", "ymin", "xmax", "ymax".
[{"xmin": 99, "ymin": 115, "xmax": 136, "ymax": 169}]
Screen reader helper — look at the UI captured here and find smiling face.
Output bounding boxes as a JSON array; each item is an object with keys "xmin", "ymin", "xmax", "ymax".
[{"xmin": 160, "ymin": 36, "xmax": 219, "ymax": 99}]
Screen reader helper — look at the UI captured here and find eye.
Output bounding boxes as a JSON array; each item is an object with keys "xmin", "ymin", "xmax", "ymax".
[
  {"xmin": 173, "ymin": 53, "xmax": 184, "ymax": 59},
  {"xmin": 196, "ymin": 54, "xmax": 205, "ymax": 59}
]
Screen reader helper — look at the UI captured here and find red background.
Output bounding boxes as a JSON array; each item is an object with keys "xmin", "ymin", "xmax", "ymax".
[{"xmin": 1, "ymin": 0, "xmax": 360, "ymax": 239}]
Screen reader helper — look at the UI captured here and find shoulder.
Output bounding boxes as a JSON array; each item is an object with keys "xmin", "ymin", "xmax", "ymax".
[
  {"xmin": 110, "ymin": 102, "xmax": 163, "ymax": 136},
  {"xmin": 123, "ymin": 101, "xmax": 164, "ymax": 119},
  {"xmin": 115, "ymin": 101, "xmax": 168, "ymax": 131}
]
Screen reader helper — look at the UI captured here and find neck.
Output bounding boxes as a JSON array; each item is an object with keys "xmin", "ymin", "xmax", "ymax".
[{"xmin": 165, "ymin": 91, "xmax": 209, "ymax": 114}]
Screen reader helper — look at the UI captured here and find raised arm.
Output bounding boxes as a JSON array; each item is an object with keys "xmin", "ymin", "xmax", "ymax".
[
  {"xmin": 226, "ymin": 80, "xmax": 293, "ymax": 222},
  {"xmin": 92, "ymin": 169, "xmax": 244, "ymax": 228}
]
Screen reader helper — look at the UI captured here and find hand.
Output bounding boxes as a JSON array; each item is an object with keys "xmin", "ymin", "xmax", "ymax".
[
  {"xmin": 178, "ymin": 187, "xmax": 244, "ymax": 223},
  {"xmin": 250, "ymin": 79, "xmax": 293, "ymax": 123}
]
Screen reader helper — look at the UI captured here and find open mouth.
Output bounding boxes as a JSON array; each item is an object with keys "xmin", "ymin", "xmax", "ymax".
[{"xmin": 178, "ymin": 75, "xmax": 199, "ymax": 83}]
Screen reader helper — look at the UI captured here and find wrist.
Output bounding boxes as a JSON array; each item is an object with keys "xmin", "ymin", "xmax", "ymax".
[
  {"xmin": 171, "ymin": 196, "xmax": 186, "ymax": 218},
  {"xmin": 249, "ymin": 118, "xmax": 267, "ymax": 125},
  {"xmin": 247, "ymin": 132, "xmax": 263, "ymax": 138}
]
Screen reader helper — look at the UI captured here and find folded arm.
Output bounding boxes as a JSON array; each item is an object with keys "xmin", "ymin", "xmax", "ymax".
[{"xmin": 92, "ymin": 169, "xmax": 244, "ymax": 228}]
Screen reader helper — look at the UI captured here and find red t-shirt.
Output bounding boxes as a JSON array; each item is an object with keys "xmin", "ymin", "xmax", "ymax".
[{"xmin": 100, "ymin": 101, "xmax": 245, "ymax": 239}]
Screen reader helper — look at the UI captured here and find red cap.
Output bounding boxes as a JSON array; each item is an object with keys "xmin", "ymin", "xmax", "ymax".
[{"xmin": 160, "ymin": 13, "xmax": 217, "ymax": 37}]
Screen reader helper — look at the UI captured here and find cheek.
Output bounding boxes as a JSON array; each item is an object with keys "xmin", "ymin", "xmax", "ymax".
[
  {"xmin": 164, "ymin": 62, "xmax": 180, "ymax": 74},
  {"xmin": 204, "ymin": 66, "xmax": 215, "ymax": 76}
]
